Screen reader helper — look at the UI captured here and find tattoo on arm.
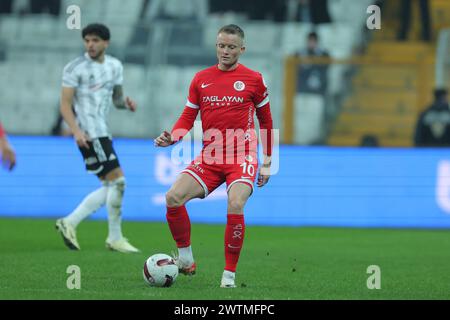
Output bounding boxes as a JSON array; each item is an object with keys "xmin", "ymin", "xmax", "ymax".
[{"xmin": 113, "ymin": 85, "xmax": 126, "ymax": 109}]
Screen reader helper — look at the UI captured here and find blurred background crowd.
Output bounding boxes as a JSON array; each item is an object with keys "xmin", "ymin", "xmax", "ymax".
[{"xmin": 1, "ymin": 0, "xmax": 450, "ymax": 147}]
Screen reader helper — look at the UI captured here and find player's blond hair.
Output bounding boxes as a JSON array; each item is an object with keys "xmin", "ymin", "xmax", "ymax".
[{"xmin": 218, "ymin": 24, "xmax": 245, "ymax": 41}]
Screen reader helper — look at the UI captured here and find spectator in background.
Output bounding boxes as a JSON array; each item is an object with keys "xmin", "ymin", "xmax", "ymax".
[
  {"xmin": 414, "ymin": 88, "xmax": 450, "ymax": 147},
  {"xmin": 295, "ymin": 31, "xmax": 329, "ymax": 94},
  {"xmin": 360, "ymin": 134, "xmax": 380, "ymax": 147},
  {"xmin": 0, "ymin": 122, "xmax": 16, "ymax": 171},
  {"xmin": 398, "ymin": 0, "xmax": 431, "ymax": 42}
]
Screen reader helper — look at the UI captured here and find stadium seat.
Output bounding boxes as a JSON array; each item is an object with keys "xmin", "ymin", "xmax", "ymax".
[
  {"xmin": 317, "ymin": 24, "xmax": 357, "ymax": 59},
  {"xmin": 294, "ymin": 93, "xmax": 325, "ymax": 145},
  {"xmin": 180, "ymin": 66, "xmax": 202, "ymax": 89},
  {"xmin": 106, "ymin": 0, "xmax": 142, "ymax": 24},
  {"xmin": 327, "ymin": 64, "xmax": 350, "ymax": 95},
  {"xmin": 280, "ymin": 22, "xmax": 315, "ymax": 56},
  {"xmin": 202, "ymin": 13, "xmax": 248, "ymax": 48},
  {"xmin": 240, "ymin": 22, "xmax": 281, "ymax": 54},
  {"xmin": 124, "ymin": 64, "xmax": 146, "ymax": 88},
  {"xmin": 0, "ymin": 15, "xmax": 20, "ymax": 44},
  {"xmin": 328, "ymin": 0, "xmax": 374, "ymax": 27}
]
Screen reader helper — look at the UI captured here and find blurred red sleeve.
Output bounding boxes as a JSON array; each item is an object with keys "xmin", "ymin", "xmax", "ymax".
[
  {"xmin": 256, "ymin": 104, "xmax": 273, "ymax": 156},
  {"xmin": 0, "ymin": 122, "xmax": 5, "ymax": 139},
  {"xmin": 171, "ymin": 107, "xmax": 199, "ymax": 143}
]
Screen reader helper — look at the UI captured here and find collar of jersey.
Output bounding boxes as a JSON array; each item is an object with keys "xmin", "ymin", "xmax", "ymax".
[
  {"xmin": 216, "ymin": 63, "xmax": 240, "ymax": 72},
  {"xmin": 85, "ymin": 52, "xmax": 106, "ymax": 64}
]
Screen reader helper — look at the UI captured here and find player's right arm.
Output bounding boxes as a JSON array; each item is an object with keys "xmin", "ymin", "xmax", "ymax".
[
  {"xmin": 154, "ymin": 130, "xmax": 174, "ymax": 147},
  {"xmin": 154, "ymin": 107, "xmax": 199, "ymax": 147},
  {"xmin": 60, "ymin": 87, "xmax": 89, "ymax": 149},
  {"xmin": 154, "ymin": 74, "xmax": 200, "ymax": 147}
]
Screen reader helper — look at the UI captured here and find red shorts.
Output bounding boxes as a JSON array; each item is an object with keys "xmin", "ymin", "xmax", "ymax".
[{"xmin": 181, "ymin": 153, "xmax": 258, "ymax": 198}]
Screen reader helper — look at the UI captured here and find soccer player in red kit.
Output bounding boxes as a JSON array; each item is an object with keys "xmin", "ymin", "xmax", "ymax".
[{"xmin": 154, "ymin": 24, "xmax": 273, "ymax": 288}]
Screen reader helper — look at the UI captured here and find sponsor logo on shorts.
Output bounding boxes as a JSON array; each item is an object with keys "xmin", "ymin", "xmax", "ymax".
[{"xmin": 192, "ymin": 162, "xmax": 204, "ymax": 174}]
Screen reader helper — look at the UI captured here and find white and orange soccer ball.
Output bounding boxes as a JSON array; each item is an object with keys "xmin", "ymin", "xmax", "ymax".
[{"xmin": 143, "ymin": 253, "xmax": 178, "ymax": 287}]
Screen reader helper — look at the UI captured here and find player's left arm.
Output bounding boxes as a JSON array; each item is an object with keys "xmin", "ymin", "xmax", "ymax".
[
  {"xmin": 256, "ymin": 104, "xmax": 273, "ymax": 187},
  {"xmin": 112, "ymin": 62, "xmax": 137, "ymax": 112},
  {"xmin": 254, "ymin": 74, "xmax": 273, "ymax": 187},
  {"xmin": 112, "ymin": 85, "xmax": 137, "ymax": 112}
]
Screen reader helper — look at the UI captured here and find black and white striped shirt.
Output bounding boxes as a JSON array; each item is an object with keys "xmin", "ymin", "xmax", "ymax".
[{"xmin": 62, "ymin": 53, "xmax": 123, "ymax": 139}]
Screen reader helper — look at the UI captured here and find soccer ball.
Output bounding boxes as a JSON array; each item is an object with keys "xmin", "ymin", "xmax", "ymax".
[{"xmin": 143, "ymin": 253, "xmax": 178, "ymax": 287}]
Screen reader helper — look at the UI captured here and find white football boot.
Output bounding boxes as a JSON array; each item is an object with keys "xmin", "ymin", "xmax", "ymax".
[
  {"xmin": 220, "ymin": 270, "xmax": 237, "ymax": 288},
  {"xmin": 55, "ymin": 218, "xmax": 80, "ymax": 250},
  {"xmin": 171, "ymin": 251, "xmax": 197, "ymax": 275},
  {"xmin": 106, "ymin": 237, "xmax": 140, "ymax": 253}
]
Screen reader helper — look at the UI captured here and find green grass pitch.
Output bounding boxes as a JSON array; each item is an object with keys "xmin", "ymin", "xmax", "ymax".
[{"xmin": 0, "ymin": 217, "xmax": 449, "ymax": 299}]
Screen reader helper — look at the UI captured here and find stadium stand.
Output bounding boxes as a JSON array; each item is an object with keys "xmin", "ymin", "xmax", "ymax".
[
  {"xmin": 2, "ymin": 0, "xmax": 434, "ymax": 147},
  {"xmin": 0, "ymin": 0, "xmax": 370, "ymax": 139},
  {"xmin": 326, "ymin": 0, "xmax": 449, "ymax": 147}
]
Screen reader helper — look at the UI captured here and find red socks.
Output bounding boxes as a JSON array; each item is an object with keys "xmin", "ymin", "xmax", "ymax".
[
  {"xmin": 224, "ymin": 214, "xmax": 245, "ymax": 272},
  {"xmin": 167, "ymin": 208, "xmax": 245, "ymax": 272},
  {"xmin": 166, "ymin": 205, "xmax": 191, "ymax": 248}
]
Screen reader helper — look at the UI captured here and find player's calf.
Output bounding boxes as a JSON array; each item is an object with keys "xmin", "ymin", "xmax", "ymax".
[{"xmin": 106, "ymin": 176, "xmax": 125, "ymax": 242}]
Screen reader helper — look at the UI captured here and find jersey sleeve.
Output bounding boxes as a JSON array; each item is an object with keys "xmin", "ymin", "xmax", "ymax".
[
  {"xmin": 114, "ymin": 61, "xmax": 124, "ymax": 86},
  {"xmin": 254, "ymin": 73, "xmax": 273, "ymax": 156},
  {"xmin": 0, "ymin": 122, "xmax": 5, "ymax": 139},
  {"xmin": 171, "ymin": 107, "xmax": 199, "ymax": 143},
  {"xmin": 256, "ymin": 104, "xmax": 273, "ymax": 156},
  {"xmin": 253, "ymin": 73, "xmax": 270, "ymax": 109},
  {"xmin": 62, "ymin": 63, "xmax": 79, "ymax": 88},
  {"xmin": 171, "ymin": 73, "xmax": 201, "ymax": 143},
  {"xmin": 186, "ymin": 73, "xmax": 200, "ymax": 109}
]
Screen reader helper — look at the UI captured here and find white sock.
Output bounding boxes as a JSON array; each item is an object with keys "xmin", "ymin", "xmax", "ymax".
[
  {"xmin": 106, "ymin": 177, "xmax": 126, "ymax": 242},
  {"xmin": 65, "ymin": 185, "xmax": 108, "ymax": 228},
  {"xmin": 178, "ymin": 246, "xmax": 194, "ymax": 265},
  {"xmin": 223, "ymin": 270, "xmax": 235, "ymax": 279}
]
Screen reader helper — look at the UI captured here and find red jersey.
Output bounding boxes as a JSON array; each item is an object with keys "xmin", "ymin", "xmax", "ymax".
[{"xmin": 171, "ymin": 64, "xmax": 273, "ymax": 164}]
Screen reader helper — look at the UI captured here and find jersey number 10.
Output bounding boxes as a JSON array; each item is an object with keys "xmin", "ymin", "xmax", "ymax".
[{"xmin": 240, "ymin": 162, "xmax": 255, "ymax": 177}]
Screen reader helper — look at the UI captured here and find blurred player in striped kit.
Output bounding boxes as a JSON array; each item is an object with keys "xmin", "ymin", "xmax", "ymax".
[{"xmin": 55, "ymin": 24, "xmax": 139, "ymax": 253}]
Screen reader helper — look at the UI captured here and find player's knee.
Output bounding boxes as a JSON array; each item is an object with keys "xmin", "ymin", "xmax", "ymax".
[
  {"xmin": 110, "ymin": 176, "xmax": 126, "ymax": 192},
  {"xmin": 165, "ymin": 189, "xmax": 185, "ymax": 207},
  {"xmin": 227, "ymin": 198, "xmax": 245, "ymax": 213}
]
